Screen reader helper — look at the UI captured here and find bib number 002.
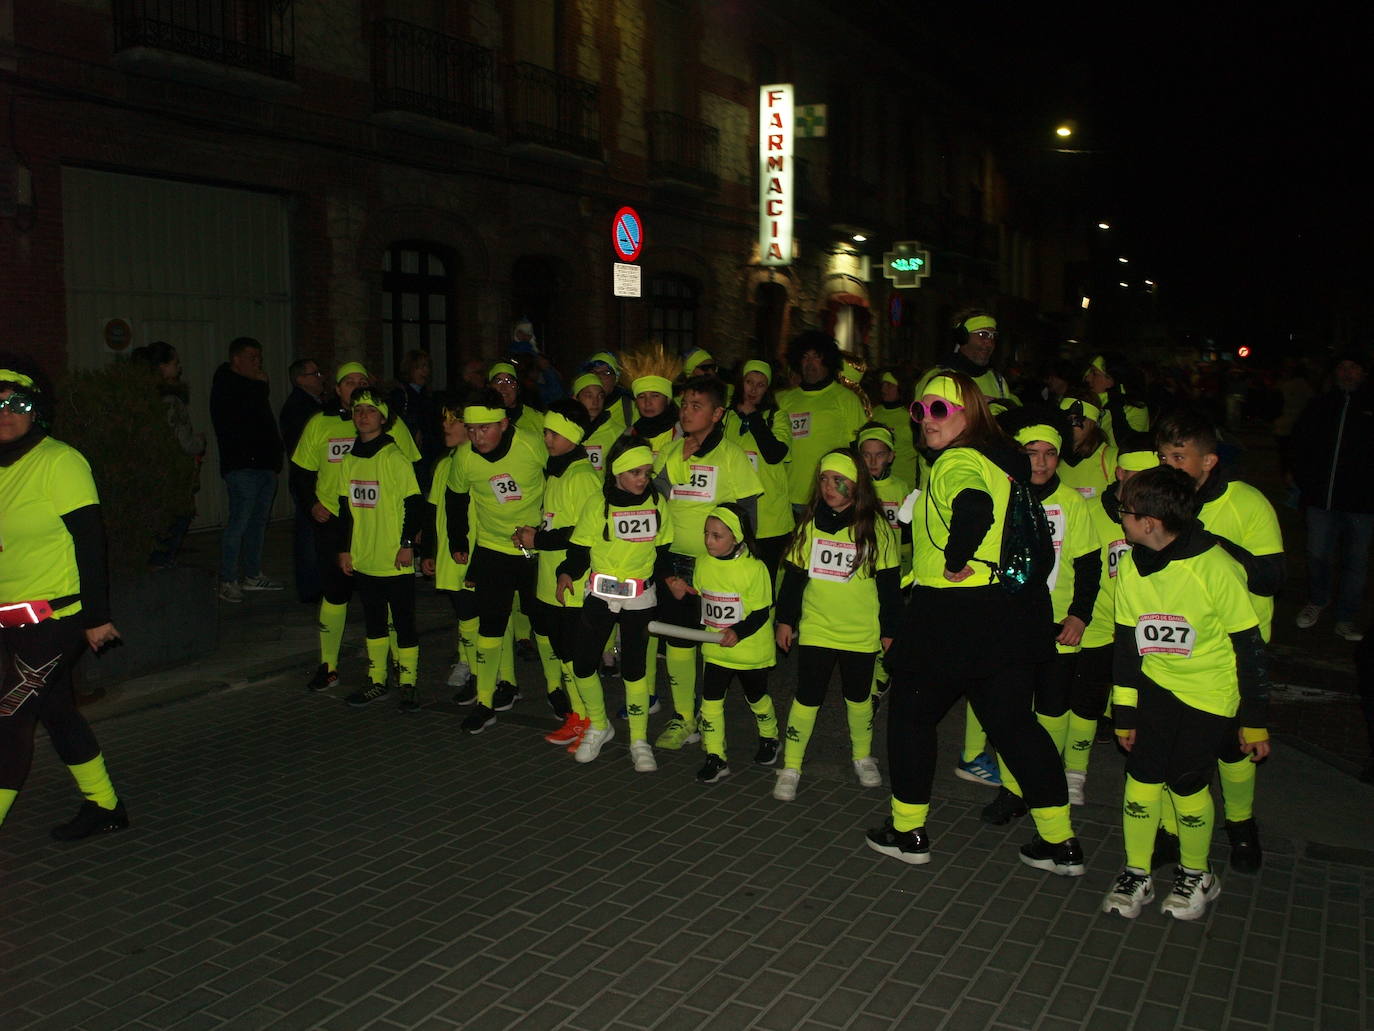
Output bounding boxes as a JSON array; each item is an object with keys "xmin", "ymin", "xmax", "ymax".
[{"xmin": 701, "ymin": 591, "xmax": 742, "ymax": 628}]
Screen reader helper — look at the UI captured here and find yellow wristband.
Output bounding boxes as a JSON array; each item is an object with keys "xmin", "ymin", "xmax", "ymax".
[{"xmin": 1240, "ymin": 727, "xmax": 1269, "ymax": 744}]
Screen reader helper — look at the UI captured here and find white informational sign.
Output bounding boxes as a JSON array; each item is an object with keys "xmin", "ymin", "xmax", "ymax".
[
  {"xmin": 759, "ymin": 83, "xmax": 794, "ymax": 267},
  {"xmin": 612, "ymin": 262, "xmax": 642, "ymax": 298}
]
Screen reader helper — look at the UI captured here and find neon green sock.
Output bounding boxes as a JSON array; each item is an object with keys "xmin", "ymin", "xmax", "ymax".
[
  {"xmin": 0, "ymin": 787, "xmax": 16, "ymax": 826},
  {"xmin": 892, "ymin": 797, "xmax": 928, "ymax": 832},
  {"xmin": 1036, "ymin": 710, "xmax": 1070, "ymax": 758},
  {"xmin": 395, "ymin": 645, "xmax": 418, "ymax": 687},
  {"xmin": 458, "ymin": 615, "xmax": 479, "ymax": 670},
  {"xmin": 1172, "ymin": 786, "xmax": 1215, "ymax": 871},
  {"xmin": 562, "ymin": 663, "xmax": 584, "ymax": 717},
  {"xmin": 365, "ymin": 636, "xmax": 389, "ymax": 685},
  {"xmin": 1122, "ymin": 775, "xmax": 1163, "ymax": 870},
  {"xmin": 475, "ymin": 635, "xmax": 503, "ymax": 707},
  {"xmin": 576, "ymin": 672, "xmax": 608, "ymax": 729},
  {"xmin": 962, "ymin": 703, "xmax": 987, "ymax": 763},
  {"xmin": 643, "ymin": 635, "xmax": 658, "ymax": 694},
  {"xmin": 664, "ymin": 645, "xmax": 697, "ymax": 725},
  {"xmin": 845, "ymin": 697, "xmax": 874, "ymax": 761},
  {"xmin": 625, "ymin": 677, "xmax": 652, "ymax": 742},
  {"xmin": 1064, "ymin": 713, "xmax": 1097, "ymax": 773},
  {"xmin": 318, "ymin": 600, "xmax": 348, "ymax": 669},
  {"xmin": 66, "ymin": 754, "xmax": 118, "ymax": 810},
  {"xmin": 1160, "ymin": 787, "xmax": 1179, "ymax": 835},
  {"xmin": 748, "ymin": 693, "xmax": 778, "ymax": 742},
  {"xmin": 782, "ymin": 701, "xmax": 818, "ymax": 771},
  {"xmin": 534, "ymin": 634, "xmax": 562, "ymax": 694},
  {"xmin": 700, "ymin": 697, "xmax": 727, "ymax": 761},
  {"xmin": 499, "ymin": 621, "xmax": 516, "ymax": 684},
  {"xmin": 386, "ymin": 608, "xmax": 399, "ymax": 666},
  {"xmin": 1217, "ymin": 757, "xmax": 1256, "ymax": 822},
  {"xmin": 1029, "ymin": 803, "xmax": 1073, "ymax": 845}
]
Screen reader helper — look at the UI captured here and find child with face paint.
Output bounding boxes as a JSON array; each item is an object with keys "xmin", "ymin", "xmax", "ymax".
[
  {"xmin": 557, "ymin": 437, "xmax": 676, "ymax": 768},
  {"xmin": 692, "ymin": 503, "xmax": 779, "ymax": 783},
  {"xmin": 773, "ymin": 450, "xmax": 900, "ymax": 801}
]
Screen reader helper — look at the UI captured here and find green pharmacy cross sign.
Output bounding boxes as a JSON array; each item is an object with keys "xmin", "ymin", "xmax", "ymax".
[{"xmin": 882, "ymin": 241, "xmax": 932, "ymax": 289}]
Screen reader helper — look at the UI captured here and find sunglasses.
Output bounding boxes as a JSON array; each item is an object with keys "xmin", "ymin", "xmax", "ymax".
[
  {"xmin": 970, "ymin": 330, "xmax": 998, "ymax": 340},
  {"xmin": 490, "ymin": 375, "xmax": 518, "ymax": 387},
  {"xmin": 909, "ymin": 398, "xmax": 965, "ymax": 422},
  {"xmin": 0, "ymin": 392, "xmax": 36, "ymax": 414}
]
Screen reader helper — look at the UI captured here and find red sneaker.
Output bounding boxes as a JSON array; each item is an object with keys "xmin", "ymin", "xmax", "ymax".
[
  {"xmin": 545, "ymin": 711, "xmax": 584, "ymax": 745},
  {"xmin": 565, "ymin": 715, "xmax": 592, "ymax": 753}
]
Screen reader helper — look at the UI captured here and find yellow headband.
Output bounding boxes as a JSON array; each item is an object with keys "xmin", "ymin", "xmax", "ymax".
[
  {"xmin": 923, "ymin": 375, "xmax": 964, "ymax": 406},
  {"xmin": 543, "ymin": 410, "xmax": 586, "ymax": 446},
  {"xmin": 963, "ymin": 315, "xmax": 997, "ymax": 333},
  {"xmin": 335, "ymin": 361, "xmax": 369, "ymax": 383},
  {"xmin": 683, "ymin": 349, "xmax": 715, "ymax": 375},
  {"xmin": 572, "ymin": 372, "xmax": 604, "ymax": 397},
  {"xmin": 0, "ymin": 368, "xmax": 36, "ymax": 389},
  {"xmin": 1060, "ymin": 395, "xmax": 1101, "ymax": 423},
  {"xmin": 857, "ymin": 425, "xmax": 895, "ymax": 450},
  {"xmin": 588, "ymin": 351, "xmax": 621, "ymax": 376},
  {"xmin": 742, "ymin": 359, "xmax": 773, "ymax": 385},
  {"xmin": 707, "ymin": 505, "xmax": 744, "ymax": 543},
  {"xmin": 1118, "ymin": 449, "xmax": 1160, "ymax": 472},
  {"xmin": 1014, "ymin": 424, "xmax": 1062, "ymax": 451},
  {"xmin": 488, "ymin": 361, "xmax": 518, "ymax": 382},
  {"xmin": 352, "ymin": 394, "xmax": 390, "ymax": 420},
  {"xmin": 632, "ymin": 375, "xmax": 673, "ymax": 398},
  {"xmin": 463, "ymin": 405, "xmax": 507, "ymax": 424},
  {"xmin": 819, "ymin": 452, "xmax": 859, "ymax": 482},
  {"xmin": 1086, "ymin": 354, "xmax": 1107, "ymax": 376},
  {"xmin": 612, "ymin": 445, "xmax": 654, "ymax": 474},
  {"xmin": 880, "ymin": 371, "xmax": 899, "ymax": 387}
]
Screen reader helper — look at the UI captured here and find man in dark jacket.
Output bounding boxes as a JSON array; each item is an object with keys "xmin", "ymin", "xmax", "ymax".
[
  {"xmin": 1291, "ymin": 353, "xmax": 1374, "ymax": 641},
  {"xmin": 210, "ymin": 337, "xmax": 285, "ymax": 603}
]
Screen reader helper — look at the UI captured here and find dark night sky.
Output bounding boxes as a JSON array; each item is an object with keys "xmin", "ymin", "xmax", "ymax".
[{"xmin": 911, "ymin": 7, "xmax": 1370, "ymax": 352}]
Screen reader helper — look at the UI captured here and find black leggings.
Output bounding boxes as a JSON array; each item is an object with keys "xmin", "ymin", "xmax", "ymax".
[
  {"xmin": 318, "ymin": 519, "xmax": 354, "ymax": 606},
  {"xmin": 795, "ymin": 645, "xmax": 874, "ymax": 706},
  {"xmin": 1129, "ymin": 682, "xmax": 1232, "ymax": 795},
  {"xmin": 702, "ymin": 663, "xmax": 772, "ymax": 703},
  {"xmin": 0, "ymin": 618, "xmax": 101, "ymax": 791},
  {"xmin": 468, "ymin": 548, "xmax": 539, "ymax": 638},
  {"xmin": 1033, "ymin": 650, "xmax": 1079, "ymax": 718},
  {"xmin": 444, "ymin": 588, "xmax": 477, "ymax": 621},
  {"xmin": 572, "ymin": 595, "xmax": 653, "ymax": 680},
  {"xmin": 354, "ymin": 572, "xmax": 417, "ymax": 647},
  {"xmin": 537, "ymin": 600, "xmax": 580, "ymax": 663},
  {"xmin": 1069, "ymin": 643, "xmax": 1112, "ymax": 720},
  {"xmin": 887, "ymin": 663, "xmax": 1068, "ymax": 809}
]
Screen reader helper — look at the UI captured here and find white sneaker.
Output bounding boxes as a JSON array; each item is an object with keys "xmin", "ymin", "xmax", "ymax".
[
  {"xmin": 1101, "ymin": 867, "xmax": 1154, "ymax": 918},
  {"xmin": 218, "ymin": 580, "xmax": 243, "ymax": 603},
  {"xmin": 773, "ymin": 768, "xmax": 800, "ymax": 801},
  {"xmin": 1161, "ymin": 868, "xmax": 1220, "ymax": 920},
  {"xmin": 574, "ymin": 724, "xmax": 615, "ymax": 763},
  {"xmin": 630, "ymin": 739, "xmax": 657, "ymax": 773},
  {"xmin": 446, "ymin": 661, "xmax": 471, "ymax": 687},
  {"xmin": 1065, "ymin": 769, "xmax": 1086, "ymax": 806},
  {"xmin": 1295, "ymin": 603, "xmax": 1324, "ymax": 629},
  {"xmin": 1335, "ymin": 621, "xmax": 1365, "ymax": 642},
  {"xmin": 240, "ymin": 574, "xmax": 284, "ymax": 591},
  {"xmin": 853, "ymin": 757, "xmax": 882, "ymax": 788}
]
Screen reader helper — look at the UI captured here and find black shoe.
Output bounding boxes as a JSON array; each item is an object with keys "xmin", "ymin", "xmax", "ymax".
[
  {"xmin": 547, "ymin": 687, "xmax": 571, "ymax": 719},
  {"xmin": 462, "ymin": 703, "xmax": 496, "ymax": 735},
  {"xmin": 865, "ymin": 821, "xmax": 931, "ymax": 865},
  {"xmin": 451, "ymin": 675, "xmax": 477, "ymax": 706},
  {"xmin": 1018, "ymin": 834, "xmax": 1085, "ymax": 877},
  {"xmin": 306, "ymin": 663, "xmax": 338, "ymax": 692},
  {"xmin": 753, "ymin": 737, "xmax": 780, "ymax": 766},
  {"xmin": 492, "ymin": 681, "xmax": 521, "ymax": 712},
  {"xmin": 515, "ymin": 638, "xmax": 537, "ymax": 662},
  {"xmin": 397, "ymin": 685, "xmax": 420, "ymax": 714},
  {"xmin": 696, "ymin": 754, "xmax": 731, "ymax": 784},
  {"xmin": 1151, "ymin": 827, "xmax": 1181, "ymax": 870},
  {"xmin": 1225, "ymin": 818, "xmax": 1263, "ymax": 873},
  {"xmin": 981, "ymin": 787, "xmax": 1027, "ymax": 825},
  {"xmin": 51, "ymin": 800, "xmax": 129, "ymax": 842},
  {"xmin": 347, "ymin": 682, "xmax": 390, "ymax": 708}
]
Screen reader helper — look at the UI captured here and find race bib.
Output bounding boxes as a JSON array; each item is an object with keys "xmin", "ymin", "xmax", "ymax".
[
  {"xmin": 586, "ymin": 444, "xmax": 604, "ymax": 470},
  {"xmin": 880, "ymin": 500, "xmax": 901, "ymax": 529},
  {"xmin": 670, "ymin": 464, "xmax": 717, "ymax": 503},
  {"xmin": 613, "ymin": 508, "xmax": 659, "ymax": 542},
  {"xmin": 701, "ymin": 590, "xmax": 743, "ymax": 629},
  {"xmin": 790, "ymin": 412, "xmax": 811, "ymax": 438},
  {"xmin": 490, "ymin": 473, "xmax": 523, "ymax": 503},
  {"xmin": 328, "ymin": 436, "xmax": 353, "ymax": 463},
  {"xmin": 349, "ymin": 479, "xmax": 379, "ymax": 509},
  {"xmin": 745, "ymin": 450, "xmax": 759, "ymax": 471},
  {"xmin": 1044, "ymin": 503, "xmax": 1066, "ymax": 591},
  {"xmin": 541, "ymin": 511, "xmax": 554, "ymax": 531},
  {"xmin": 1135, "ymin": 613, "xmax": 1196, "ymax": 657},
  {"xmin": 1107, "ymin": 538, "xmax": 1130, "ymax": 579},
  {"xmin": 809, "ymin": 536, "xmax": 857, "ymax": 581},
  {"xmin": 1074, "ymin": 486, "xmax": 1097, "ymax": 500}
]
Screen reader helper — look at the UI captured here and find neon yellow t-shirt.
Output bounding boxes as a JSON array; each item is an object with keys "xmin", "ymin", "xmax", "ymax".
[
  {"xmin": 0, "ymin": 437, "xmax": 100, "ymax": 616},
  {"xmin": 446, "ymin": 431, "xmax": 547, "ymax": 556},
  {"xmin": 911, "ymin": 447, "xmax": 1009, "ymax": 589},
  {"xmin": 723, "ymin": 408, "xmax": 793, "ymax": 539},
  {"xmin": 340, "ymin": 440, "xmax": 420, "ymax": 578},
  {"xmin": 1113, "ymin": 541, "xmax": 1259, "ymax": 717},
  {"xmin": 427, "ymin": 451, "xmax": 470, "ymax": 591},
  {"xmin": 582, "ymin": 416, "xmax": 624, "ymax": 476},
  {"xmin": 784, "ymin": 517, "xmax": 897, "ymax": 652},
  {"xmin": 1080, "ymin": 494, "xmax": 1131, "ymax": 650},
  {"xmin": 1057, "ymin": 442, "xmax": 1118, "ymax": 502},
  {"xmin": 696, "ymin": 551, "xmax": 775, "ymax": 671},
  {"xmin": 871, "ymin": 402, "xmax": 919, "ymax": 488},
  {"xmin": 655, "ymin": 435, "xmax": 763, "ymax": 559},
  {"xmin": 1042, "ymin": 480, "xmax": 1097, "ymax": 652},
  {"xmin": 536, "ymin": 459, "xmax": 601, "ymax": 607},
  {"xmin": 774, "ymin": 381, "xmax": 868, "ymax": 504},
  {"xmin": 569, "ymin": 491, "xmax": 673, "ymax": 583},
  {"xmin": 293, "ymin": 411, "xmax": 420, "ymax": 515},
  {"xmin": 1197, "ymin": 479, "xmax": 1283, "ymax": 642}
]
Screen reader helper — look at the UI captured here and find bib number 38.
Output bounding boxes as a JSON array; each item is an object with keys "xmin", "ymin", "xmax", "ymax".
[
  {"xmin": 1135, "ymin": 613, "xmax": 1196, "ymax": 657},
  {"xmin": 490, "ymin": 473, "xmax": 523, "ymax": 503}
]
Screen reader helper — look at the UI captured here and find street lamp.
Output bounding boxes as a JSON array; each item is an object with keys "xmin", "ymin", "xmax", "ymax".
[
  {"xmin": 1055, "ymin": 124, "xmax": 1074, "ymax": 138},
  {"xmin": 1117, "ymin": 256, "xmax": 1129, "ymax": 264},
  {"xmin": 1097, "ymin": 222, "xmax": 1111, "ymax": 230}
]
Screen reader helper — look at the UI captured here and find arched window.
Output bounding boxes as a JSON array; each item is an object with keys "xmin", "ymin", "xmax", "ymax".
[
  {"xmin": 382, "ymin": 242, "xmax": 456, "ymax": 388},
  {"xmin": 649, "ymin": 274, "xmax": 699, "ymax": 356}
]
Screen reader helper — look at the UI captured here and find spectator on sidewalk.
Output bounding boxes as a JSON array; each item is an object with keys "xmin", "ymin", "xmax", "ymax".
[
  {"xmin": 279, "ymin": 358, "xmax": 328, "ymax": 603},
  {"xmin": 1291, "ymin": 352, "xmax": 1374, "ymax": 641},
  {"xmin": 388, "ymin": 349, "xmax": 442, "ymax": 488},
  {"xmin": 210, "ymin": 337, "xmax": 284, "ymax": 603},
  {"xmin": 132, "ymin": 341, "xmax": 206, "ymax": 569}
]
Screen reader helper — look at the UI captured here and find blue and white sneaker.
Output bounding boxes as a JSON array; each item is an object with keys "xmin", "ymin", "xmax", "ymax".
[{"xmin": 954, "ymin": 752, "xmax": 1002, "ymax": 787}]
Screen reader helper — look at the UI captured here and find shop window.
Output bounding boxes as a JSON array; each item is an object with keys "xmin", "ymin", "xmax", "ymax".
[{"xmin": 382, "ymin": 243, "xmax": 456, "ymax": 388}]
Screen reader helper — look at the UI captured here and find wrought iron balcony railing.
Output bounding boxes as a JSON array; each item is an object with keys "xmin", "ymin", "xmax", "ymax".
[
  {"xmin": 372, "ymin": 19, "xmax": 495, "ymax": 134},
  {"xmin": 647, "ymin": 111, "xmax": 719, "ymax": 191},
  {"xmin": 506, "ymin": 62, "xmax": 601, "ymax": 161},
  {"xmin": 112, "ymin": 0, "xmax": 294, "ymax": 82}
]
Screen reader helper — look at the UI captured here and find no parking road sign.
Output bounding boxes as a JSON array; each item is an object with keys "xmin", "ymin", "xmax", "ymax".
[{"xmin": 612, "ymin": 206, "xmax": 643, "ymax": 263}]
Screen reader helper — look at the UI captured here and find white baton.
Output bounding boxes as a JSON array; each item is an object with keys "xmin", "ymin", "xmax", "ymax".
[{"xmin": 647, "ymin": 620, "xmax": 724, "ymax": 644}]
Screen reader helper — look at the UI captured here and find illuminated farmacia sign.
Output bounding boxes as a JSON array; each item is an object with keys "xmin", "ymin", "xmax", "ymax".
[{"xmin": 759, "ymin": 83, "xmax": 793, "ymax": 266}]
